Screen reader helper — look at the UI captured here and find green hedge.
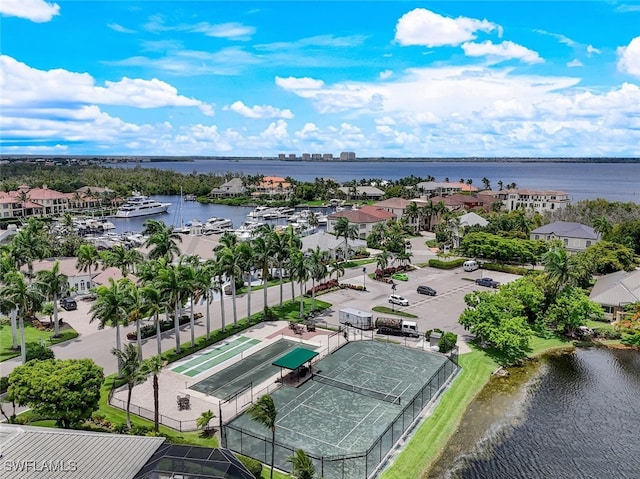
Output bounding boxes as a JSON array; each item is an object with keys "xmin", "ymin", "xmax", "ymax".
[
  {"xmin": 428, "ymin": 258, "xmax": 465, "ymax": 269},
  {"xmin": 237, "ymin": 454, "xmax": 263, "ymax": 478},
  {"xmin": 481, "ymin": 262, "xmax": 538, "ymax": 276}
]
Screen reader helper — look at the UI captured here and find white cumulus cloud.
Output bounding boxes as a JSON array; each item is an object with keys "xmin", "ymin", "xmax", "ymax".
[
  {"xmin": 617, "ymin": 36, "xmax": 640, "ymax": 78},
  {"xmin": 462, "ymin": 41, "xmax": 543, "ymax": 64},
  {"xmin": 276, "ymin": 76, "xmax": 325, "ymax": 90},
  {"xmin": 395, "ymin": 8, "xmax": 497, "ymax": 47},
  {"xmin": 379, "ymin": 70, "xmax": 393, "ymax": 80},
  {"xmin": 0, "ymin": 0, "xmax": 59, "ymax": 22},
  {"xmin": 226, "ymin": 101, "xmax": 293, "ymax": 119},
  {"xmin": 567, "ymin": 59, "xmax": 583, "ymax": 67}
]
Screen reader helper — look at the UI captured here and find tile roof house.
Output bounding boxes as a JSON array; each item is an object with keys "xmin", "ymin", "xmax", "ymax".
[
  {"xmin": 28, "ymin": 257, "xmax": 94, "ymax": 297},
  {"xmin": 589, "ymin": 269, "xmax": 640, "ymax": 321},
  {"xmin": 493, "ymin": 188, "xmax": 571, "ymax": 213},
  {"xmin": 530, "ymin": 221, "xmax": 600, "ymax": 253},
  {"xmin": 254, "ymin": 175, "xmax": 292, "ymax": 197},
  {"xmin": 301, "ymin": 230, "xmax": 367, "ymax": 260},
  {"xmin": 326, "ymin": 207, "xmax": 390, "ymax": 239}
]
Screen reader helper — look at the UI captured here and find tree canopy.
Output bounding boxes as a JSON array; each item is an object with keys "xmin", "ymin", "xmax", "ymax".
[{"xmin": 8, "ymin": 358, "xmax": 104, "ymax": 428}]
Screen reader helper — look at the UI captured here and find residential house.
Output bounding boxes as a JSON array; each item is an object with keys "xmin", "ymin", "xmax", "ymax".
[
  {"xmin": 416, "ymin": 181, "xmax": 479, "ymax": 197},
  {"xmin": 301, "ymin": 230, "xmax": 367, "ymax": 261},
  {"xmin": 589, "ymin": 269, "xmax": 640, "ymax": 321},
  {"xmin": 452, "ymin": 212, "xmax": 489, "ymax": 247},
  {"xmin": 372, "ymin": 198, "xmax": 420, "ymax": 229},
  {"xmin": 530, "ymin": 221, "xmax": 600, "ymax": 253},
  {"xmin": 493, "ymin": 188, "xmax": 571, "ymax": 213},
  {"xmin": 254, "ymin": 175, "xmax": 292, "ymax": 198},
  {"xmin": 0, "ymin": 191, "xmax": 44, "ymax": 219},
  {"xmin": 28, "ymin": 257, "xmax": 94, "ymax": 296},
  {"xmin": 18, "ymin": 185, "xmax": 69, "ymax": 216},
  {"xmin": 208, "ymin": 178, "xmax": 246, "ymax": 198},
  {"xmin": 326, "ymin": 207, "xmax": 392, "ymax": 240},
  {"xmin": 337, "ymin": 185, "xmax": 385, "ymax": 201}
]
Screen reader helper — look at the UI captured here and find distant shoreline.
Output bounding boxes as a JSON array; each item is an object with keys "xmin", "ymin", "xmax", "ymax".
[{"xmin": 2, "ymin": 155, "xmax": 639, "ymax": 164}]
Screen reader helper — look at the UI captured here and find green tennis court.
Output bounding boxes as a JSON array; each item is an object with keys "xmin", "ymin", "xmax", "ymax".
[
  {"xmin": 171, "ymin": 336, "xmax": 261, "ymax": 377},
  {"xmin": 225, "ymin": 340, "xmax": 459, "ymax": 479},
  {"xmin": 191, "ymin": 339, "xmax": 319, "ymax": 400}
]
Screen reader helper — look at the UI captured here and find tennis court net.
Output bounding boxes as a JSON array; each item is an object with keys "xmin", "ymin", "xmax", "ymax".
[{"xmin": 312, "ymin": 373, "xmax": 401, "ymax": 405}]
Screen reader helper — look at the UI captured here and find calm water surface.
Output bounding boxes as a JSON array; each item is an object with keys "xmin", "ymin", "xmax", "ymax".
[
  {"xmin": 112, "ymin": 159, "xmax": 640, "ymax": 203},
  {"xmin": 427, "ymin": 348, "xmax": 640, "ymax": 479}
]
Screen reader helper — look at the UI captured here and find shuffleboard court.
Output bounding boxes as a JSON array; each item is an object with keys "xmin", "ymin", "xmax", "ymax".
[
  {"xmin": 191, "ymin": 339, "xmax": 318, "ymax": 400},
  {"xmin": 171, "ymin": 336, "xmax": 261, "ymax": 377}
]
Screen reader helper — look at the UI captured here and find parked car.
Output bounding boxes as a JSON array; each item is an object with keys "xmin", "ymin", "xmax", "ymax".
[
  {"xmin": 388, "ymin": 294, "xmax": 409, "ymax": 306},
  {"xmin": 392, "ymin": 272, "xmax": 408, "ymax": 281},
  {"xmin": 59, "ymin": 297, "xmax": 78, "ymax": 311},
  {"xmin": 475, "ymin": 277, "xmax": 500, "ymax": 288},
  {"xmin": 417, "ymin": 285, "xmax": 437, "ymax": 296}
]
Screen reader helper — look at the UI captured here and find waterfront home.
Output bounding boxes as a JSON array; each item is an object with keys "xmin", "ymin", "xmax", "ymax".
[
  {"xmin": 0, "ymin": 191, "xmax": 44, "ymax": 219},
  {"xmin": 530, "ymin": 221, "xmax": 600, "ymax": 253},
  {"xmin": 589, "ymin": 269, "xmax": 640, "ymax": 321},
  {"xmin": 372, "ymin": 198, "xmax": 420, "ymax": 229},
  {"xmin": 208, "ymin": 178, "xmax": 246, "ymax": 198},
  {"xmin": 326, "ymin": 207, "xmax": 392, "ymax": 240},
  {"xmin": 301, "ymin": 230, "xmax": 367, "ymax": 261},
  {"xmin": 493, "ymin": 188, "xmax": 571, "ymax": 213},
  {"xmin": 416, "ymin": 181, "xmax": 479, "ymax": 197},
  {"xmin": 337, "ymin": 185, "xmax": 385, "ymax": 201},
  {"xmin": 253, "ymin": 175, "xmax": 292, "ymax": 198}
]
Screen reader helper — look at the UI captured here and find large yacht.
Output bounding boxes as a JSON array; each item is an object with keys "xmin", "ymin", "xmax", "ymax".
[{"xmin": 115, "ymin": 192, "xmax": 171, "ymax": 218}]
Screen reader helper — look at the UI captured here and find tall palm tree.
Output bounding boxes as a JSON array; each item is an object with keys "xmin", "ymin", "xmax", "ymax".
[
  {"xmin": 328, "ymin": 259, "xmax": 345, "ymax": 282},
  {"xmin": 111, "ymin": 343, "xmax": 145, "ymax": 429},
  {"xmin": 542, "ymin": 247, "xmax": 575, "ymax": 295},
  {"xmin": 291, "ymin": 250, "xmax": 309, "ymax": 318},
  {"xmin": 305, "ymin": 247, "xmax": 327, "ymax": 312},
  {"xmin": 333, "ymin": 217, "xmax": 358, "ymax": 261},
  {"xmin": 154, "ymin": 262, "xmax": 183, "ymax": 353},
  {"xmin": 593, "ymin": 216, "xmax": 612, "ymax": 239},
  {"xmin": 270, "ymin": 229, "xmax": 289, "ymax": 307},
  {"xmin": 140, "ymin": 284, "xmax": 165, "ymax": 356},
  {"xmin": 1, "ymin": 271, "xmax": 44, "ymax": 363},
  {"xmin": 210, "ymin": 254, "xmax": 227, "ymax": 333},
  {"xmin": 246, "ymin": 394, "xmax": 278, "ymax": 479},
  {"xmin": 404, "ymin": 201, "xmax": 420, "ymax": 233},
  {"xmin": 100, "ymin": 244, "xmax": 142, "ymax": 277},
  {"xmin": 284, "ymin": 226, "xmax": 302, "ymax": 304},
  {"xmin": 90, "ymin": 278, "xmax": 132, "ymax": 372},
  {"xmin": 217, "ymin": 247, "xmax": 242, "ymax": 328},
  {"xmin": 198, "ymin": 259, "xmax": 216, "ymax": 340},
  {"xmin": 141, "ymin": 355, "xmax": 165, "ymax": 433},
  {"xmin": 252, "ymin": 228, "xmax": 276, "ymax": 319},
  {"xmin": 36, "ymin": 260, "xmax": 69, "ymax": 337},
  {"xmin": 122, "ymin": 280, "xmax": 148, "ymax": 358},
  {"xmin": 236, "ymin": 242, "xmax": 255, "ymax": 322},
  {"xmin": 178, "ymin": 256, "xmax": 200, "ymax": 348},
  {"xmin": 11, "ymin": 219, "xmax": 51, "ymax": 282},
  {"xmin": 0, "ymin": 250, "xmax": 20, "ymax": 349}
]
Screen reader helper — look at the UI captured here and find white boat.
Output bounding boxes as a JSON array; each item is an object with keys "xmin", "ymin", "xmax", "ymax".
[
  {"xmin": 203, "ymin": 217, "xmax": 233, "ymax": 234},
  {"xmin": 247, "ymin": 206, "xmax": 272, "ymax": 218},
  {"xmin": 234, "ymin": 221, "xmax": 263, "ymax": 241},
  {"xmin": 115, "ymin": 192, "xmax": 171, "ymax": 218}
]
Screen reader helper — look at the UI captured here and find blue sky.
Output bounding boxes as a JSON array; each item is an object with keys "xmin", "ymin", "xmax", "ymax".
[{"xmin": 1, "ymin": 1, "xmax": 640, "ymax": 157}]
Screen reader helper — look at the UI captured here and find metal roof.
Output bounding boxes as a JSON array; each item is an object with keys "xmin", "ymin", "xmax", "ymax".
[
  {"xmin": 0, "ymin": 424, "xmax": 164, "ymax": 479},
  {"xmin": 272, "ymin": 347, "xmax": 319, "ymax": 370},
  {"xmin": 531, "ymin": 221, "xmax": 600, "ymax": 240}
]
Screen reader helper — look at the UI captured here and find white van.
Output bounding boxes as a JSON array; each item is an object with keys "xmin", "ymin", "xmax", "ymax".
[{"xmin": 463, "ymin": 260, "xmax": 479, "ymax": 272}]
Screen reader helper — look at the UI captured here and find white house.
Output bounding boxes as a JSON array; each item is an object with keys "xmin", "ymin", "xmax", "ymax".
[
  {"xmin": 589, "ymin": 269, "xmax": 640, "ymax": 320},
  {"xmin": 29, "ymin": 257, "xmax": 94, "ymax": 296},
  {"xmin": 494, "ymin": 189, "xmax": 571, "ymax": 213}
]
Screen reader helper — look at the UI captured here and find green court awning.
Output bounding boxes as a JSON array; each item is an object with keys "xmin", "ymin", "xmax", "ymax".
[{"xmin": 272, "ymin": 348, "xmax": 319, "ymax": 370}]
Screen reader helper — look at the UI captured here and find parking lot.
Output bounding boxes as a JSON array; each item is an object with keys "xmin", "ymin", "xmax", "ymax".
[{"xmin": 319, "ymin": 262, "xmax": 520, "ymax": 350}]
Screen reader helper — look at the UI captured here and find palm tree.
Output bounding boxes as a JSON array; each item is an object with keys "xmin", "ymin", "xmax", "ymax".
[
  {"xmin": 236, "ymin": 242, "xmax": 255, "ymax": 322},
  {"xmin": 305, "ymin": 247, "xmax": 327, "ymax": 312},
  {"xmin": 90, "ymin": 278, "xmax": 132, "ymax": 371},
  {"xmin": 36, "ymin": 260, "xmax": 69, "ymax": 337},
  {"xmin": 197, "ymin": 259, "xmax": 216, "ymax": 340},
  {"xmin": 140, "ymin": 284, "xmax": 165, "ymax": 356},
  {"xmin": 271, "ymin": 229, "xmax": 289, "ymax": 307},
  {"xmin": 404, "ymin": 201, "xmax": 420, "ymax": 233},
  {"xmin": 76, "ymin": 243, "xmax": 101, "ymax": 276},
  {"xmin": 376, "ymin": 249, "xmax": 391, "ymax": 271},
  {"xmin": 154, "ymin": 262, "xmax": 183, "ymax": 353},
  {"xmin": 196, "ymin": 409, "xmax": 216, "ymax": 437},
  {"xmin": 145, "ymin": 221, "xmax": 182, "ymax": 261},
  {"xmin": 284, "ymin": 226, "xmax": 302, "ymax": 304},
  {"xmin": 217, "ymin": 247, "xmax": 242, "ymax": 328},
  {"xmin": 291, "ymin": 251, "xmax": 309, "ymax": 318},
  {"xmin": 287, "ymin": 449, "xmax": 316, "ymax": 479},
  {"xmin": 141, "ymin": 355, "xmax": 165, "ymax": 433},
  {"xmin": 122, "ymin": 280, "xmax": 148, "ymax": 358},
  {"xmin": 111, "ymin": 343, "xmax": 145, "ymax": 429},
  {"xmin": 210, "ymin": 254, "xmax": 227, "ymax": 333},
  {"xmin": 328, "ymin": 259, "xmax": 345, "ymax": 282},
  {"xmin": 593, "ymin": 216, "xmax": 612, "ymax": 239},
  {"xmin": 0, "ymin": 250, "xmax": 20, "ymax": 349},
  {"xmin": 100, "ymin": 244, "xmax": 142, "ymax": 277},
  {"xmin": 0, "ymin": 271, "xmax": 44, "ymax": 363},
  {"xmin": 542, "ymin": 247, "xmax": 575, "ymax": 295},
  {"xmin": 252, "ymin": 227, "xmax": 276, "ymax": 319},
  {"xmin": 246, "ymin": 394, "xmax": 278, "ymax": 479},
  {"xmin": 333, "ymin": 217, "xmax": 359, "ymax": 261},
  {"xmin": 11, "ymin": 219, "xmax": 51, "ymax": 282},
  {"xmin": 178, "ymin": 256, "xmax": 201, "ymax": 348}
]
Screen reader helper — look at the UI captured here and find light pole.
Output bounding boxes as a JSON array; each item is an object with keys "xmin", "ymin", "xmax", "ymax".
[{"xmin": 362, "ymin": 267, "xmax": 366, "ymax": 290}]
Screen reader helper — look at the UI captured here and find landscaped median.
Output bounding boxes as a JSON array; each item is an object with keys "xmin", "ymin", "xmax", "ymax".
[{"xmin": 0, "ymin": 320, "xmax": 78, "ymax": 361}]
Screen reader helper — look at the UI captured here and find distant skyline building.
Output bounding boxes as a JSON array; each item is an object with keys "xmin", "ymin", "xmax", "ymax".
[{"xmin": 340, "ymin": 151, "xmax": 356, "ymax": 160}]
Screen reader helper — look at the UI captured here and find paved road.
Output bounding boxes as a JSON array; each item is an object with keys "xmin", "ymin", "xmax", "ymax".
[{"xmin": 1, "ymin": 233, "xmax": 517, "ymax": 379}]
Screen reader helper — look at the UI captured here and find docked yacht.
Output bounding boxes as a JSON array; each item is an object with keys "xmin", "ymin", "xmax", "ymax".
[
  {"xmin": 115, "ymin": 193, "xmax": 171, "ymax": 218},
  {"xmin": 203, "ymin": 217, "xmax": 234, "ymax": 234}
]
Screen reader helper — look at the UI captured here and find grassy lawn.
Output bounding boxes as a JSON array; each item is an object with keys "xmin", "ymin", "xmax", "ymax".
[
  {"xmin": 380, "ymin": 334, "xmax": 574, "ymax": 479},
  {"xmin": 0, "ymin": 322, "xmax": 78, "ymax": 362},
  {"xmin": 372, "ymin": 306, "xmax": 418, "ymax": 318}
]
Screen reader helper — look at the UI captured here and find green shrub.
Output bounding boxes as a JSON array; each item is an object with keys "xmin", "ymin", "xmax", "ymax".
[
  {"xmin": 439, "ymin": 332, "xmax": 458, "ymax": 353},
  {"xmin": 428, "ymin": 258, "xmax": 465, "ymax": 269},
  {"xmin": 26, "ymin": 342, "xmax": 55, "ymax": 361},
  {"xmin": 593, "ymin": 327, "xmax": 622, "ymax": 340},
  {"xmin": 236, "ymin": 454, "xmax": 263, "ymax": 478},
  {"xmin": 621, "ymin": 332, "xmax": 640, "ymax": 347},
  {"xmin": 0, "ymin": 376, "xmax": 8, "ymax": 394}
]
